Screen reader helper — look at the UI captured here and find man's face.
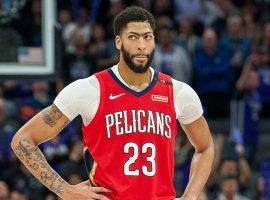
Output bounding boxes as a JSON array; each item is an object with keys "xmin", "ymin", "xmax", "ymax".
[
  {"xmin": 203, "ymin": 29, "xmax": 218, "ymax": 52},
  {"xmin": 228, "ymin": 20, "xmax": 241, "ymax": 39},
  {"xmin": 116, "ymin": 22, "xmax": 155, "ymax": 73},
  {"xmin": 222, "ymin": 178, "xmax": 239, "ymax": 198},
  {"xmin": 220, "ymin": 160, "xmax": 237, "ymax": 177}
]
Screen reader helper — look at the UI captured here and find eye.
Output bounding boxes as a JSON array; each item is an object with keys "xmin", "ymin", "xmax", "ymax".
[
  {"xmin": 128, "ymin": 35, "xmax": 137, "ymax": 40},
  {"xmin": 144, "ymin": 35, "xmax": 153, "ymax": 40}
]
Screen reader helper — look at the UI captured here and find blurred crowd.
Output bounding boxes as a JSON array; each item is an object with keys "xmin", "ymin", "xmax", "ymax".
[{"xmin": 0, "ymin": 0, "xmax": 270, "ymax": 199}]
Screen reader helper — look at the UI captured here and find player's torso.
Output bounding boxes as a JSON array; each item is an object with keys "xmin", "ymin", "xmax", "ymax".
[{"xmin": 83, "ymin": 68, "xmax": 178, "ymax": 200}]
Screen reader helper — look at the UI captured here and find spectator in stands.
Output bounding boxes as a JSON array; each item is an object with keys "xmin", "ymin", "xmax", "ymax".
[
  {"xmin": 216, "ymin": 175, "xmax": 251, "ymax": 200},
  {"xmin": 151, "ymin": 0, "xmax": 174, "ymax": 19},
  {"xmin": 0, "ymin": 180, "xmax": 9, "ymax": 200},
  {"xmin": 28, "ymin": 0, "xmax": 42, "ymax": 46},
  {"xmin": 133, "ymin": 0, "xmax": 152, "ymax": 10},
  {"xmin": 102, "ymin": 0, "xmax": 126, "ymax": 39},
  {"xmin": 243, "ymin": 23, "xmax": 270, "ymax": 118},
  {"xmin": 21, "ymin": 81, "xmax": 53, "ymax": 123},
  {"xmin": 220, "ymin": 15, "xmax": 252, "ymax": 92},
  {"xmin": 211, "ymin": 0, "xmax": 239, "ymax": 34},
  {"xmin": 200, "ymin": 0, "xmax": 223, "ymax": 27},
  {"xmin": 0, "ymin": 98, "xmax": 17, "ymax": 178},
  {"xmin": 205, "ymin": 137, "xmax": 251, "ymax": 198},
  {"xmin": 207, "ymin": 134, "xmax": 225, "ymax": 199},
  {"xmin": 15, "ymin": 0, "xmax": 42, "ymax": 47},
  {"xmin": 88, "ymin": 23, "xmax": 118, "ymax": 71},
  {"xmin": 58, "ymin": 8, "xmax": 73, "ymax": 46},
  {"xmin": 58, "ymin": 9, "xmax": 73, "ymax": 28},
  {"xmin": 219, "ymin": 157, "xmax": 251, "ymax": 192},
  {"xmin": 6, "ymin": 164, "xmax": 44, "ymax": 200},
  {"xmin": 173, "ymin": 0, "xmax": 204, "ymax": 23},
  {"xmin": 2, "ymin": 81, "xmax": 32, "ymax": 100},
  {"xmin": 175, "ymin": 19, "xmax": 200, "ymax": 60},
  {"xmin": 153, "ymin": 25, "xmax": 192, "ymax": 84},
  {"xmin": 256, "ymin": 46, "xmax": 270, "ymax": 117},
  {"xmin": 63, "ymin": 7, "xmax": 91, "ymax": 53},
  {"xmin": 236, "ymin": 46, "xmax": 270, "ymax": 117},
  {"xmin": 0, "ymin": 23, "xmax": 23, "ymax": 62},
  {"xmin": 241, "ymin": 4, "xmax": 261, "ymax": 48},
  {"xmin": 174, "ymin": 0, "xmax": 222, "ymax": 29},
  {"xmin": 174, "ymin": 130, "xmax": 194, "ymax": 194},
  {"xmin": 58, "ymin": 140, "xmax": 86, "ymax": 180},
  {"xmin": 194, "ymin": 28, "xmax": 231, "ymax": 117},
  {"xmin": 62, "ymin": 30, "xmax": 94, "ymax": 84},
  {"xmin": 235, "ymin": 53, "xmax": 261, "ymax": 163},
  {"xmin": 255, "ymin": 176, "xmax": 263, "ymax": 200},
  {"xmin": 41, "ymin": 134, "xmax": 70, "ymax": 171}
]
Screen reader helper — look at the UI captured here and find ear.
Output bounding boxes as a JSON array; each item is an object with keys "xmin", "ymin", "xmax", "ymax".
[{"xmin": 115, "ymin": 35, "xmax": 121, "ymax": 50}]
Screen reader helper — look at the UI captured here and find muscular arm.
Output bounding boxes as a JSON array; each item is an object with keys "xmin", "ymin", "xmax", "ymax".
[
  {"xmin": 180, "ymin": 116, "xmax": 214, "ymax": 200},
  {"xmin": 11, "ymin": 104, "xmax": 70, "ymax": 198},
  {"xmin": 11, "ymin": 104, "xmax": 110, "ymax": 200}
]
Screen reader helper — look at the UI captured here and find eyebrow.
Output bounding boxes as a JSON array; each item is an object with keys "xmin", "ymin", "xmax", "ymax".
[{"xmin": 127, "ymin": 31, "xmax": 153, "ymax": 36}]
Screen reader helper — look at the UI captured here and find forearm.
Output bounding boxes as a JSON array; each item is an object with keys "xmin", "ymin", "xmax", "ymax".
[
  {"xmin": 11, "ymin": 135, "xmax": 69, "ymax": 199},
  {"xmin": 182, "ymin": 144, "xmax": 214, "ymax": 200},
  {"xmin": 238, "ymin": 157, "xmax": 251, "ymax": 187}
]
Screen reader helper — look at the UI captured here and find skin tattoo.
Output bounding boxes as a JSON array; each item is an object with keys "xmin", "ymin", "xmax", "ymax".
[
  {"xmin": 42, "ymin": 104, "xmax": 63, "ymax": 127},
  {"xmin": 13, "ymin": 104, "xmax": 70, "ymax": 196},
  {"xmin": 42, "ymin": 104, "xmax": 69, "ymax": 131},
  {"xmin": 14, "ymin": 137, "xmax": 65, "ymax": 195}
]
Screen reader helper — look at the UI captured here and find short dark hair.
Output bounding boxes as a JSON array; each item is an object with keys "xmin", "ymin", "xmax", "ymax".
[{"xmin": 113, "ymin": 6, "xmax": 156, "ymax": 36}]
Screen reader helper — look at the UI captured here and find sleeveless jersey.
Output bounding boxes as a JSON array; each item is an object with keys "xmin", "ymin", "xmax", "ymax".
[{"xmin": 82, "ymin": 68, "xmax": 178, "ymax": 200}]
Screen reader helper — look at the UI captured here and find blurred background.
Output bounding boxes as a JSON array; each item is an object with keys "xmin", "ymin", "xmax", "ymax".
[{"xmin": 0, "ymin": 0, "xmax": 270, "ymax": 199}]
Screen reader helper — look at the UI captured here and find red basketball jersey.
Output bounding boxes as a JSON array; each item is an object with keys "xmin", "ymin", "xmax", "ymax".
[{"xmin": 82, "ymin": 68, "xmax": 178, "ymax": 200}]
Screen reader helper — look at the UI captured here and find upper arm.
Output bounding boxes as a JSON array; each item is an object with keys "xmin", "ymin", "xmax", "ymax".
[
  {"xmin": 13, "ymin": 104, "xmax": 70, "ymax": 145},
  {"xmin": 181, "ymin": 116, "xmax": 213, "ymax": 152}
]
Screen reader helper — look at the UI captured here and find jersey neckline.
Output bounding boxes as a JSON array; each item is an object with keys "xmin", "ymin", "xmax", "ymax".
[{"xmin": 107, "ymin": 68, "xmax": 158, "ymax": 97}]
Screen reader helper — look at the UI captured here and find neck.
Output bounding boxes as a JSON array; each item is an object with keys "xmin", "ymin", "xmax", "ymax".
[{"xmin": 117, "ymin": 60, "xmax": 151, "ymax": 90}]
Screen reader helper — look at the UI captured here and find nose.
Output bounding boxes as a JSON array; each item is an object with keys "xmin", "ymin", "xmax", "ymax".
[{"xmin": 137, "ymin": 37, "xmax": 146, "ymax": 51}]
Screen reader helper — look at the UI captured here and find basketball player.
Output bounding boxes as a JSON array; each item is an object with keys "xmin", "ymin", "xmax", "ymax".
[{"xmin": 11, "ymin": 6, "xmax": 214, "ymax": 200}]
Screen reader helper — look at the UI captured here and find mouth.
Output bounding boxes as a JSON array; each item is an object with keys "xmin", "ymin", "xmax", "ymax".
[
  {"xmin": 133, "ymin": 54, "xmax": 148, "ymax": 62},
  {"xmin": 134, "ymin": 56, "xmax": 147, "ymax": 63}
]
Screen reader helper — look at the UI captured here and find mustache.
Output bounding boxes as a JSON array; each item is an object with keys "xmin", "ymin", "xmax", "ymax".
[{"xmin": 131, "ymin": 53, "xmax": 150, "ymax": 58}]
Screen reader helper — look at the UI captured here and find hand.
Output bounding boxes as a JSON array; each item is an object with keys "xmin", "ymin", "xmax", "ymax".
[
  {"xmin": 235, "ymin": 144, "xmax": 245, "ymax": 158},
  {"xmin": 62, "ymin": 180, "xmax": 111, "ymax": 200}
]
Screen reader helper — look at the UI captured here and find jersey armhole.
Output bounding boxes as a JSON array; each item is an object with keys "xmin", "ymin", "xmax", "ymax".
[{"xmin": 158, "ymin": 72, "xmax": 178, "ymax": 135}]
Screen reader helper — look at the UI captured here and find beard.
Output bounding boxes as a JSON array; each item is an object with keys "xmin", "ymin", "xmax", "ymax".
[{"xmin": 121, "ymin": 44, "xmax": 154, "ymax": 73}]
